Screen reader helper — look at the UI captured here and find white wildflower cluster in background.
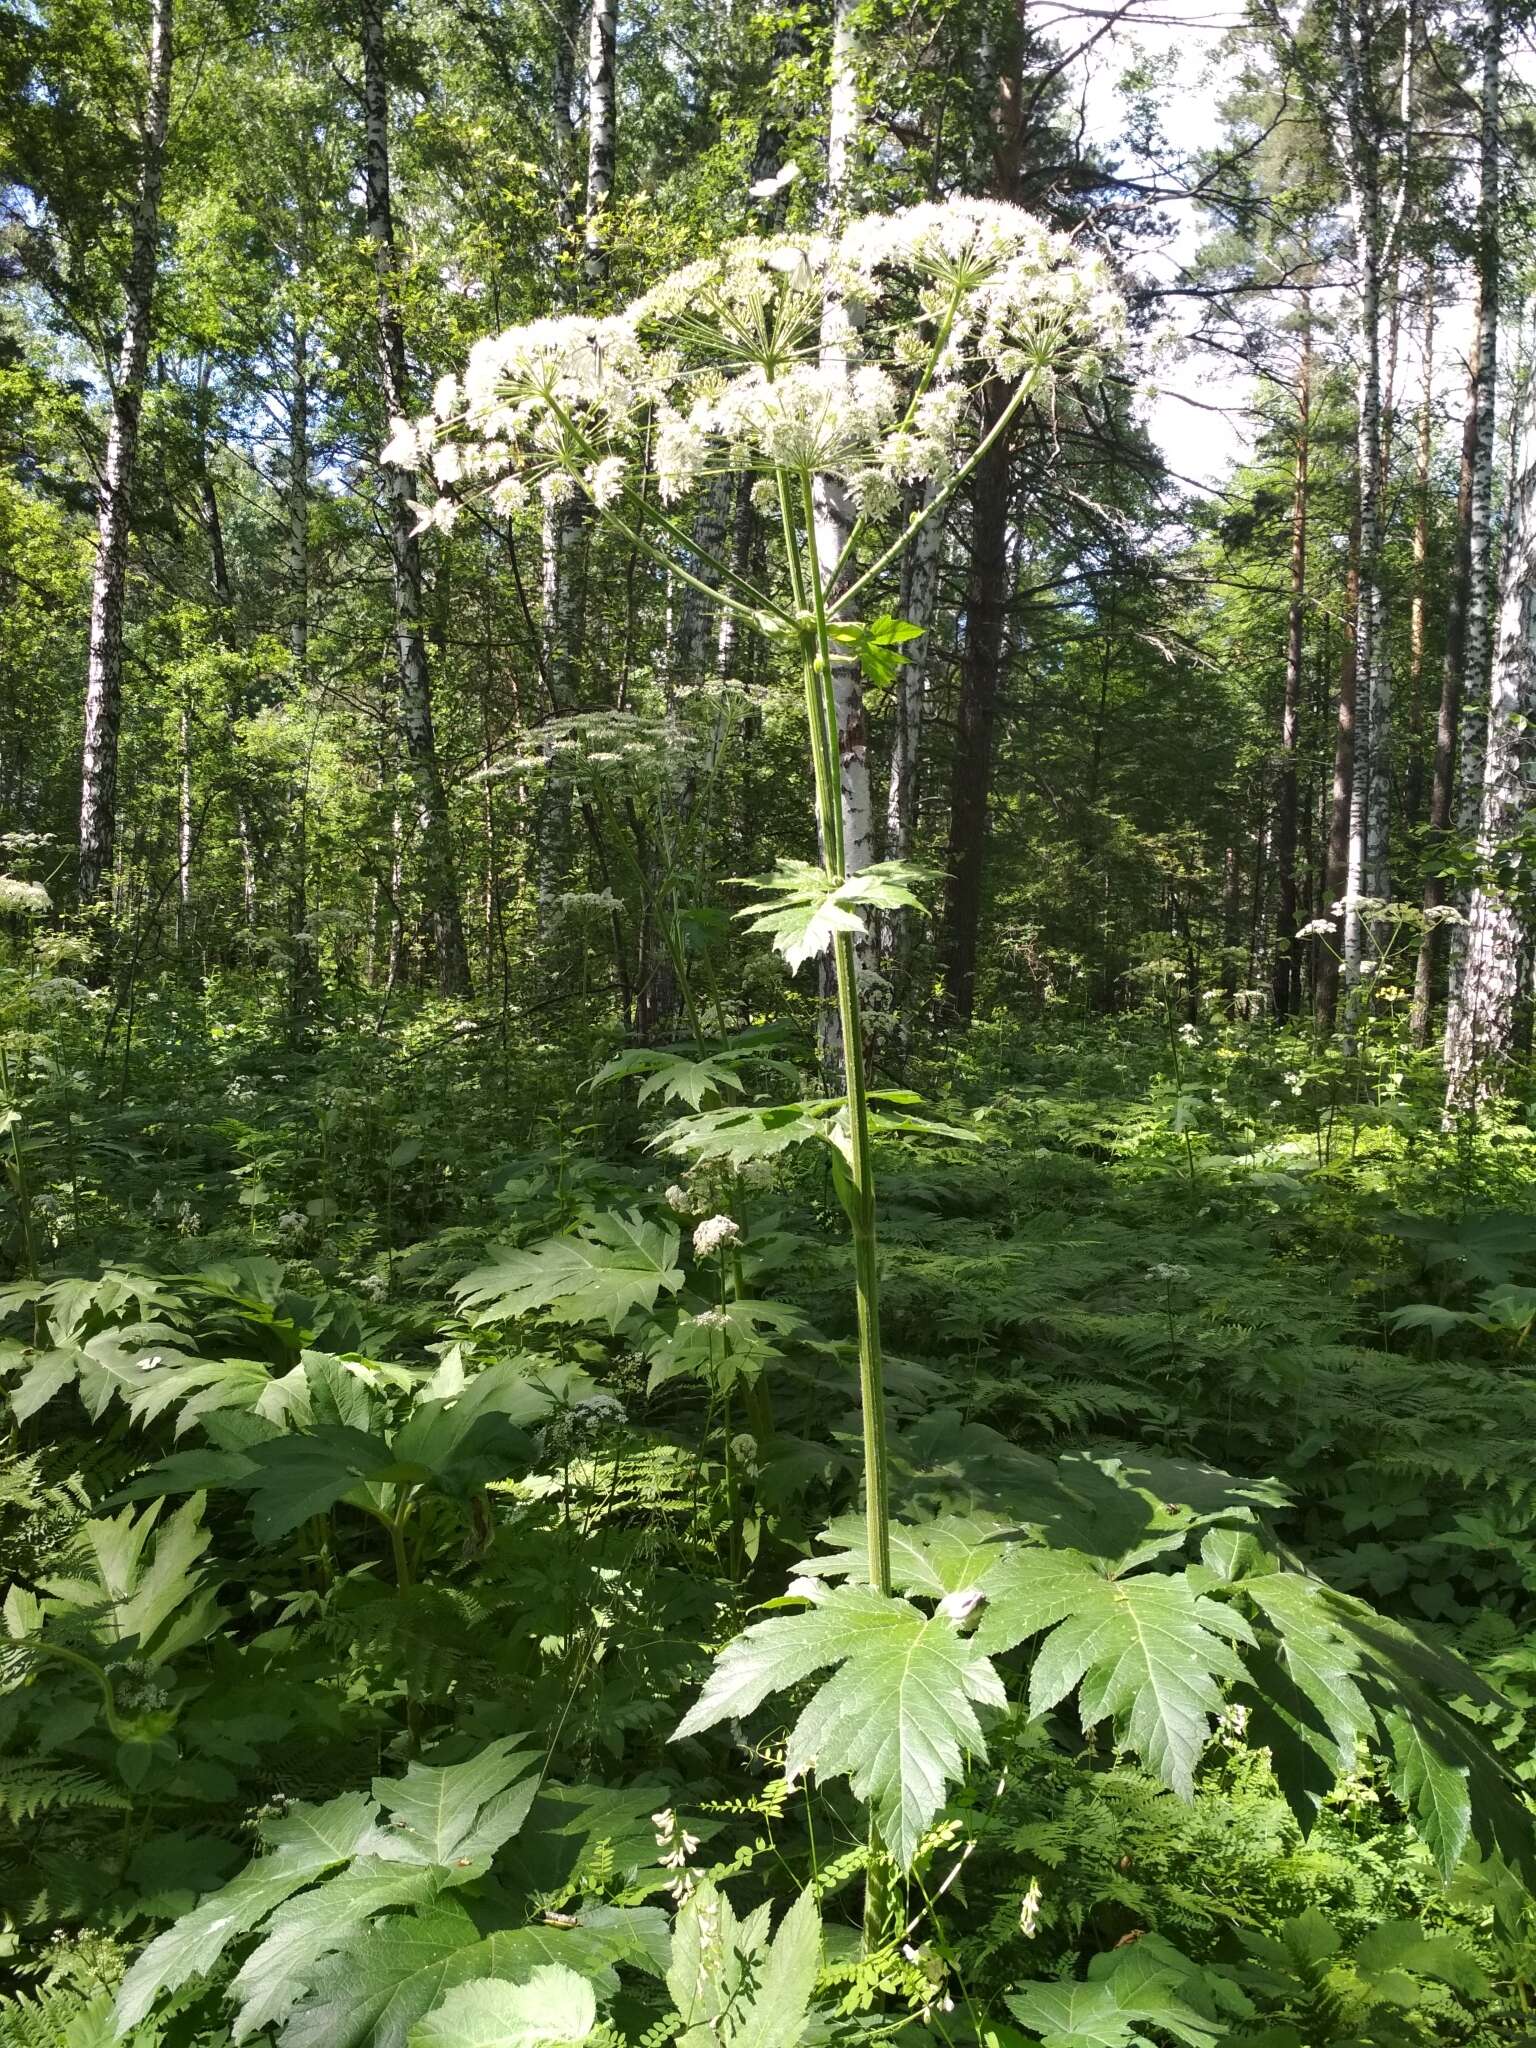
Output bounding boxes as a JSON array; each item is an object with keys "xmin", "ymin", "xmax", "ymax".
[
  {"xmin": 0, "ymin": 875, "xmax": 51, "ymax": 917},
  {"xmin": 475, "ymin": 710, "xmax": 685, "ymax": 791},
  {"xmin": 553, "ymin": 889, "xmax": 623, "ymax": 922},
  {"xmin": 538, "ymin": 1389, "xmax": 628, "ymax": 1460},
  {"xmin": 384, "ymin": 202, "xmax": 1125, "ymax": 532}
]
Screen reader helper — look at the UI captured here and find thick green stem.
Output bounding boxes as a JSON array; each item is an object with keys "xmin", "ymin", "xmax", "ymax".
[
  {"xmin": 793, "ymin": 474, "xmax": 890, "ymax": 1592},
  {"xmin": 793, "ymin": 479, "xmax": 895, "ymax": 1954},
  {"xmin": 0, "ymin": 1045, "xmax": 40, "ymax": 1281},
  {"xmin": 800, "ymin": 472, "xmax": 846, "ymax": 878},
  {"xmin": 831, "ymin": 927, "xmax": 891, "ymax": 1599}
]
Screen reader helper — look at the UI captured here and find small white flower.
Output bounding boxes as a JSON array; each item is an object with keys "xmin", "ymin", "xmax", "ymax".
[
  {"xmin": 691, "ymin": 1307, "xmax": 730, "ymax": 1331},
  {"xmin": 764, "ymin": 244, "xmax": 813, "ymax": 289},
  {"xmin": 380, "ymin": 416, "xmax": 421, "ymax": 468},
  {"xmin": 408, "ymin": 497, "xmax": 458, "ymax": 536},
  {"xmin": 692, "ymin": 1215, "xmax": 740, "ymax": 1257},
  {"xmin": 1148, "ymin": 1262, "xmax": 1189, "ymax": 1284},
  {"xmin": 749, "ymin": 160, "xmax": 801, "ymax": 200},
  {"xmin": 937, "ymin": 1586, "xmax": 987, "ymax": 1623},
  {"xmin": 584, "ymin": 455, "xmax": 627, "ymax": 507},
  {"xmin": 1019, "ymin": 1876, "xmax": 1043, "ymax": 1938},
  {"xmin": 664, "ymin": 1183, "xmax": 693, "ymax": 1215},
  {"xmin": 1295, "ymin": 916, "xmax": 1336, "ymax": 940}
]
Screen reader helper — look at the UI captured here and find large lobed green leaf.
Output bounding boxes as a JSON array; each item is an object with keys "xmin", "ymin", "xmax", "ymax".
[
  {"xmin": 455, "ymin": 1212, "xmax": 682, "ymax": 1332},
  {"xmin": 977, "ymin": 1547, "xmax": 1255, "ymax": 1799},
  {"xmin": 674, "ymin": 1584, "xmax": 1002, "ymax": 1868},
  {"xmin": 734, "ymin": 859, "xmax": 932, "ymax": 972}
]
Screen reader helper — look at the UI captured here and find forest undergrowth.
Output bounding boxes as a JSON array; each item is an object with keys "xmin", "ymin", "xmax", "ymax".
[{"xmin": 6, "ymin": 959, "xmax": 1536, "ymax": 2047}]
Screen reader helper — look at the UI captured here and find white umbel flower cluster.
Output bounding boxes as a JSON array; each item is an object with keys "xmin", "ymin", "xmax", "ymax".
[
  {"xmin": 692, "ymin": 1214, "xmax": 740, "ymax": 1257},
  {"xmin": 385, "ymin": 202, "xmax": 1125, "ymax": 532}
]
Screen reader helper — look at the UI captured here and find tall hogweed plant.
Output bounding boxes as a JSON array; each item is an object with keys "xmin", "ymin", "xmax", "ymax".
[{"xmin": 392, "ymin": 203, "xmax": 1124, "ymax": 1931}]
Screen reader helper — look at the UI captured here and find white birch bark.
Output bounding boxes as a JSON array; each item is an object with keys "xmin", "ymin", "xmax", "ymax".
[
  {"xmin": 1445, "ymin": 0, "xmax": 1503, "ymax": 1047},
  {"xmin": 1337, "ymin": 0, "xmax": 1412, "ymax": 1003},
  {"xmin": 287, "ymin": 318, "xmax": 319, "ymax": 1020},
  {"xmin": 583, "ymin": 0, "xmax": 616, "ymax": 291},
  {"xmin": 1446, "ymin": 362, "xmax": 1536, "ymax": 1111},
  {"xmin": 78, "ymin": 0, "xmax": 174, "ymax": 905},
  {"xmin": 812, "ymin": 0, "xmax": 873, "ymax": 887},
  {"xmin": 177, "ymin": 702, "xmax": 193, "ymax": 945},
  {"xmin": 885, "ymin": 480, "xmax": 944, "ymax": 864}
]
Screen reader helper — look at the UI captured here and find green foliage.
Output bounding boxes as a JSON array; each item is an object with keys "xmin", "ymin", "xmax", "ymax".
[
  {"xmin": 734, "ymin": 862, "xmax": 932, "ymax": 972},
  {"xmin": 455, "ymin": 1216, "xmax": 683, "ymax": 1333},
  {"xmin": 666, "ymin": 1883, "xmax": 821, "ymax": 2048},
  {"xmin": 676, "ymin": 1585, "xmax": 1003, "ymax": 1869},
  {"xmin": 407, "ymin": 1967, "xmax": 598, "ymax": 2048}
]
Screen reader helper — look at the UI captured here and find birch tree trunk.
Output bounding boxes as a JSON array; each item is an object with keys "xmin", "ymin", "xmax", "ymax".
[
  {"xmin": 551, "ymin": 0, "xmax": 583, "ymax": 247},
  {"xmin": 1337, "ymin": 0, "xmax": 1412, "ymax": 997},
  {"xmin": 360, "ymin": 0, "xmax": 470, "ymax": 995},
  {"xmin": 583, "ymin": 0, "xmax": 616, "ymax": 290},
  {"xmin": 177, "ymin": 701, "xmax": 193, "ymax": 945},
  {"xmin": 1314, "ymin": 522, "xmax": 1357, "ymax": 1032},
  {"xmin": 1445, "ymin": 0, "xmax": 1503, "ymax": 1048},
  {"xmin": 193, "ymin": 385, "xmax": 260, "ymax": 930},
  {"xmin": 287, "ymin": 318, "xmax": 322, "ymax": 1029},
  {"xmin": 885, "ymin": 481, "xmax": 944, "ymax": 866},
  {"xmin": 812, "ymin": 0, "xmax": 873, "ymax": 886},
  {"xmin": 1445, "ymin": 368, "xmax": 1536, "ymax": 1111},
  {"xmin": 1404, "ymin": 279, "xmax": 1434, "ymax": 826},
  {"xmin": 1338, "ymin": 123, "xmax": 1383, "ymax": 990},
  {"xmin": 1273, "ymin": 319, "xmax": 1310, "ymax": 1020},
  {"xmin": 1411, "ymin": 364, "xmax": 1477, "ymax": 1043},
  {"xmin": 78, "ymin": 0, "xmax": 174, "ymax": 906}
]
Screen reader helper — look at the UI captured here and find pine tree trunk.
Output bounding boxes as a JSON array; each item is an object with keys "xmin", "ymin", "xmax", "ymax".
[
  {"xmin": 78, "ymin": 0, "xmax": 174, "ymax": 905},
  {"xmin": 1446, "ymin": 369, "xmax": 1535, "ymax": 1111},
  {"xmin": 360, "ymin": 0, "xmax": 470, "ymax": 996},
  {"xmin": 1444, "ymin": 0, "xmax": 1502, "ymax": 1054},
  {"xmin": 676, "ymin": 474, "xmax": 732, "ymax": 685},
  {"xmin": 1273, "ymin": 321, "xmax": 1310, "ymax": 1020},
  {"xmin": 941, "ymin": 392, "xmax": 1012, "ymax": 1021}
]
